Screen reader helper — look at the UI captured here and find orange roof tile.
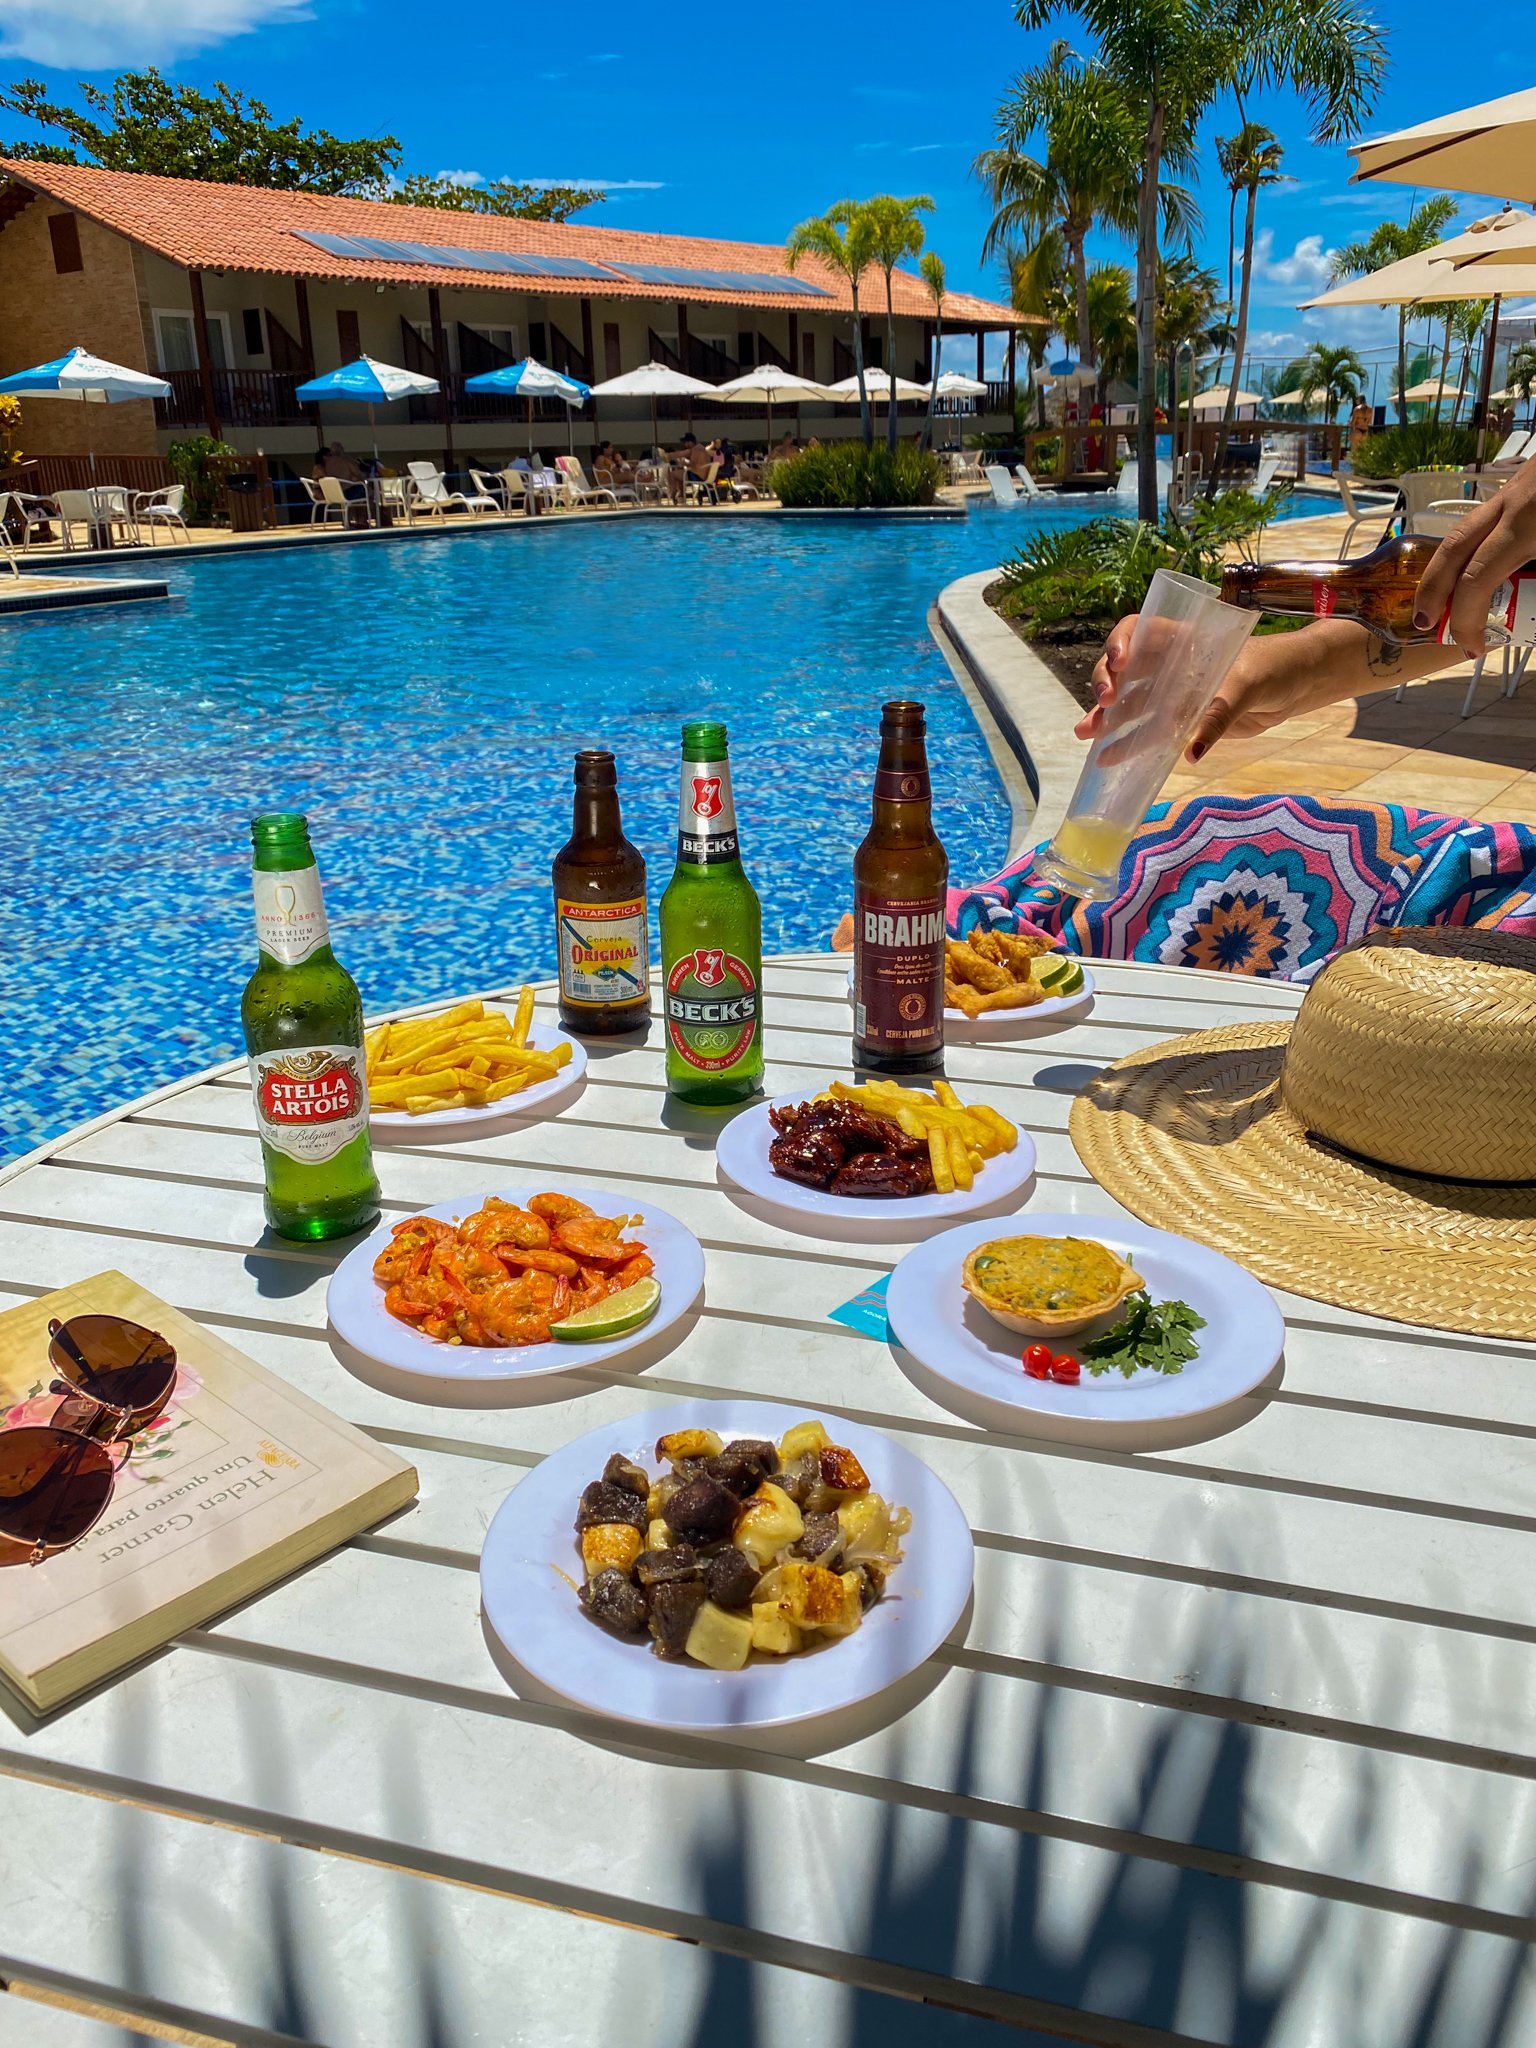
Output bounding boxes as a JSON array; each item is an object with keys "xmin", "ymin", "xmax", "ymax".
[{"xmin": 0, "ymin": 161, "xmax": 1034, "ymax": 326}]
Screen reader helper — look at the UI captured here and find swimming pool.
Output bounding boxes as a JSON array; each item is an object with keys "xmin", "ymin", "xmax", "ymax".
[{"xmin": 0, "ymin": 490, "xmax": 1338, "ymax": 1163}]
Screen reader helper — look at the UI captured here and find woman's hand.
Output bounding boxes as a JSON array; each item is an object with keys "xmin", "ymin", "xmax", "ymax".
[
  {"xmin": 1410, "ymin": 458, "xmax": 1536, "ymax": 660},
  {"xmin": 1078, "ymin": 615, "xmax": 1295, "ymax": 760}
]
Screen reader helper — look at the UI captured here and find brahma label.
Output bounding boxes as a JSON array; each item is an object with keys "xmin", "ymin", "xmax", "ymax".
[
  {"xmin": 874, "ymin": 766, "xmax": 932, "ymax": 803},
  {"xmin": 249, "ymin": 1045, "xmax": 366, "ymax": 1162},
  {"xmin": 664, "ymin": 948, "xmax": 759, "ymax": 1070},
  {"xmin": 853, "ymin": 889, "xmax": 946, "ymax": 1053},
  {"xmin": 253, "ymin": 867, "xmax": 330, "ymax": 965},
  {"xmin": 556, "ymin": 895, "xmax": 647, "ymax": 1007}
]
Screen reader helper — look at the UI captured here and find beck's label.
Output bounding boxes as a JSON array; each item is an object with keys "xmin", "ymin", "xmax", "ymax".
[
  {"xmin": 249, "ymin": 1044, "xmax": 367, "ymax": 1163},
  {"xmin": 677, "ymin": 759, "xmax": 739, "ymax": 863},
  {"xmin": 253, "ymin": 866, "xmax": 329, "ymax": 966},
  {"xmin": 853, "ymin": 890, "xmax": 946, "ymax": 1053},
  {"xmin": 664, "ymin": 948, "xmax": 759, "ymax": 1071},
  {"xmin": 556, "ymin": 895, "xmax": 648, "ymax": 1007}
]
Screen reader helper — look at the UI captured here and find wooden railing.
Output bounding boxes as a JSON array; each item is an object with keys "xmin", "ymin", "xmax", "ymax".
[
  {"xmin": 0, "ymin": 453, "xmax": 175, "ymax": 496},
  {"xmin": 155, "ymin": 368, "xmax": 308, "ymax": 430},
  {"xmin": 407, "ymin": 377, "xmax": 579, "ymax": 425}
]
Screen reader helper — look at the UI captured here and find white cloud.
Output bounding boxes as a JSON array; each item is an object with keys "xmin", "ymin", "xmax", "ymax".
[
  {"xmin": 0, "ymin": 0, "xmax": 309, "ymax": 67},
  {"xmin": 522, "ymin": 176, "xmax": 663, "ymax": 191},
  {"xmin": 434, "ymin": 169, "xmax": 484, "ymax": 186},
  {"xmin": 1246, "ymin": 229, "xmax": 1339, "ymax": 293}
]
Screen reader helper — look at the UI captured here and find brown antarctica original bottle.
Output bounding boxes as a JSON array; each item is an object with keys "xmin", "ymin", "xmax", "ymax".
[
  {"xmin": 852, "ymin": 700, "xmax": 948, "ymax": 1074},
  {"xmin": 552, "ymin": 749, "xmax": 650, "ymax": 1035}
]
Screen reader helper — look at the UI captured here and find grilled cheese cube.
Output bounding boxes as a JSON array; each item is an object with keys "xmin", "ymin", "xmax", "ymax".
[
  {"xmin": 750, "ymin": 1605, "xmax": 804, "ymax": 1656},
  {"xmin": 732, "ymin": 1481, "xmax": 804, "ymax": 1570},
  {"xmin": 684, "ymin": 1599, "xmax": 754, "ymax": 1671},
  {"xmin": 580, "ymin": 1523, "xmax": 642, "ymax": 1579},
  {"xmin": 655, "ymin": 1428, "xmax": 723, "ymax": 1465},
  {"xmin": 646, "ymin": 1518, "xmax": 672, "ymax": 1551},
  {"xmin": 777, "ymin": 1419, "xmax": 831, "ymax": 1464},
  {"xmin": 837, "ymin": 1494, "xmax": 891, "ymax": 1563},
  {"xmin": 818, "ymin": 1445, "xmax": 870, "ymax": 1496},
  {"xmin": 771, "ymin": 1560, "xmax": 863, "ymax": 1635}
]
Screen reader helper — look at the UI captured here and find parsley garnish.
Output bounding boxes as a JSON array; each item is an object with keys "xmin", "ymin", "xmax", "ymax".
[{"xmin": 1080, "ymin": 1293, "xmax": 1206, "ymax": 1378}]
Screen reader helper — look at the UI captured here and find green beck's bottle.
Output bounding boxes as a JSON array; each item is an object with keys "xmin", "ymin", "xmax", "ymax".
[
  {"xmin": 659, "ymin": 721, "xmax": 764, "ymax": 1105},
  {"xmin": 240, "ymin": 813, "xmax": 380, "ymax": 1241}
]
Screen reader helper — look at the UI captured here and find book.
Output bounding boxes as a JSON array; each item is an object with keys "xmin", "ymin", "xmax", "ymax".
[{"xmin": 0, "ymin": 1271, "xmax": 417, "ymax": 1713}]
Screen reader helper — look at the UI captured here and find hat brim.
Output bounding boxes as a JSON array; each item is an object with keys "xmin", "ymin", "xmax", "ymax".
[{"xmin": 1070, "ymin": 1022, "xmax": 1536, "ymax": 1340}]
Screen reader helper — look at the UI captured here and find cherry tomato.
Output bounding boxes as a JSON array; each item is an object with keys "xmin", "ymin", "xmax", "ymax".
[
  {"xmin": 1023, "ymin": 1343, "xmax": 1053, "ymax": 1379},
  {"xmin": 1048, "ymin": 1353, "xmax": 1081, "ymax": 1384}
]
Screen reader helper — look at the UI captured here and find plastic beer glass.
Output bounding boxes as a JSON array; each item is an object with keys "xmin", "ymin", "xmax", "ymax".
[{"xmin": 1033, "ymin": 569, "xmax": 1258, "ymax": 901}]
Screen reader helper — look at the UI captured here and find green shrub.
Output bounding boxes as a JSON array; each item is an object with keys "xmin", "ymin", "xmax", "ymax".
[
  {"xmin": 770, "ymin": 441, "xmax": 941, "ymax": 509},
  {"xmin": 1351, "ymin": 421, "xmax": 1479, "ymax": 479},
  {"xmin": 994, "ymin": 489, "xmax": 1281, "ymax": 641},
  {"xmin": 167, "ymin": 434, "xmax": 238, "ymax": 524}
]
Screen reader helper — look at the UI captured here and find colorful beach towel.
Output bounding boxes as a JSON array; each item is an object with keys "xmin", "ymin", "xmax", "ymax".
[{"xmin": 948, "ymin": 794, "xmax": 1536, "ymax": 982}]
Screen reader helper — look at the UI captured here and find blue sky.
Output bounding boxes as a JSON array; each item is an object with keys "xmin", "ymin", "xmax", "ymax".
[{"xmin": 0, "ymin": 0, "xmax": 1523, "ymax": 390}]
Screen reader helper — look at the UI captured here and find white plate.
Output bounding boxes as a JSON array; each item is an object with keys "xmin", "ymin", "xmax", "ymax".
[
  {"xmin": 326, "ymin": 1185, "xmax": 704, "ymax": 1383},
  {"xmin": 886, "ymin": 1212, "xmax": 1284, "ymax": 1439},
  {"xmin": 844, "ymin": 962, "xmax": 1095, "ymax": 1035},
  {"xmin": 370, "ymin": 1019, "xmax": 587, "ymax": 1135},
  {"xmin": 479, "ymin": 1400, "xmax": 974, "ymax": 1731},
  {"xmin": 716, "ymin": 1091, "xmax": 1037, "ymax": 1229}
]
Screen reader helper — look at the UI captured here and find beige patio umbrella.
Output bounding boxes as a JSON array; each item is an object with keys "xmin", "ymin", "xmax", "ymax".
[
  {"xmin": 1266, "ymin": 386, "xmax": 1320, "ymax": 407},
  {"xmin": 1350, "ymin": 88, "xmax": 1536, "ymax": 204},
  {"xmin": 1191, "ymin": 384, "xmax": 1264, "ymax": 412},
  {"xmin": 1400, "ymin": 377, "xmax": 1465, "ymax": 404},
  {"xmin": 1431, "ymin": 206, "xmax": 1536, "ymax": 270}
]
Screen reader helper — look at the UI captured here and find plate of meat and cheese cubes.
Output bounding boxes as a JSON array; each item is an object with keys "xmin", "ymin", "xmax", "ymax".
[{"xmin": 478, "ymin": 1401, "xmax": 974, "ymax": 1730}]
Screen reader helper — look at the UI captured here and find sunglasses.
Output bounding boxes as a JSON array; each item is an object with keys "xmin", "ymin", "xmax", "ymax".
[{"xmin": 0, "ymin": 1316, "xmax": 180, "ymax": 1565}]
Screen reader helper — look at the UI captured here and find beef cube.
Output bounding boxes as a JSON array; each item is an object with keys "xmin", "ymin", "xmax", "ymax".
[
  {"xmin": 854, "ymin": 1562, "xmax": 888, "ymax": 1610},
  {"xmin": 791, "ymin": 1510, "xmax": 844, "ymax": 1565},
  {"xmin": 705, "ymin": 1546, "xmax": 761, "ymax": 1610},
  {"xmin": 669, "ymin": 1455, "xmax": 711, "ymax": 1485},
  {"xmin": 664, "ymin": 1475, "xmax": 741, "ymax": 1545},
  {"xmin": 602, "ymin": 1452, "xmax": 652, "ymax": 1498},
  {"xmin": 725, "ymin": 1437, "xmax": 779, "ymax": 1475},
  {"xmin": 575, "ymin": 1480, "xmax": 649, "ymax": 1534},
  {"xmin": 772, "ymin": 1449, "xmax": 819, "ymax": 1506},
  {"xmin": 581, "ymin": 1568, "xmax": 647, "ymax": 1636},
  {"xmin": 705, "ymin": 1447, "xmax": 769, "ymax": 1498},
  {"xmin": 635, "ymin": 1544, "xmax": 700, "ymax": 1586},
  {"xmin": 647, "ymin": 1578, "xmax": 707, "ymax": 1660}
]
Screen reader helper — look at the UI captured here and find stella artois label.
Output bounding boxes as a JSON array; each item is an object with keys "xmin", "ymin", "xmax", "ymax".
[
  {"xmin": 249, "ymin": 1045, "xmax": 367, "ymax": 1163},
  {"xmin": 676, "ymin": 758, "xmax": 739, "ymax": 863},
  {"xmin": 557, "ymin": 895, "xmax": 648, "ymax": 1007},
  {"xmin": 665, "ymin": 947, "xmax": 759, "ymax": 1071},
  {"xmin": 253, "ymin": 867, "xmax": 330, "ymax": 966},
  {"xmin": 853, "ymin": 889, "xmax": 946, "ymax": 1054}
]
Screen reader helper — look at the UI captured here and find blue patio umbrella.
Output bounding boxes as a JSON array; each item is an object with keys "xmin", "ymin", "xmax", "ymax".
[
  {"xmin": 0, "ymin": 345, "xmax": 172, "ymax": 474},
  {"xmin": 294, "ymin": 353, "xmax": 440, "ymax": 461},
  {"xmin": 463, "ymin": 355, "xmax": 591, "ymax": 452}
]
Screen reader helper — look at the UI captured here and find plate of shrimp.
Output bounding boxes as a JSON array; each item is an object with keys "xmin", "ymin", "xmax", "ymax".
[{"xmin": 325, "ymin": 1187, "xmax": 706, "ymax": 1382}]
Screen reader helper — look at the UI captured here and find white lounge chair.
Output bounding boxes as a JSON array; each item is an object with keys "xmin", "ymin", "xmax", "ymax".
[
  {"xmin": 555, "ymin": 457, "xmax": 618, "ymax": 508},
  {"xmin": 132, "ymin": 483, "xmax": 190, "ymax": 541},
  {"xmin": 1489, "ymin": 428, "xmax": 1535, "ymax": 464},
  {"xmin": 406, "ymin": 461, "xmax": 497, "ymax": 518},
  {"xmin": 1335, "ymin": 473, "xmax": 1401, "ymax": 558},
  {"xmin": 0, "ymin": 489, "xmax": 57, "ymax": 551},
  {"xmin": 984, "ymin": 464, "xmax": 1023, "ymax": 508},
  {"xmin": 1011, "ymin": 463, "xmax": 1043, "ymax": 499}
]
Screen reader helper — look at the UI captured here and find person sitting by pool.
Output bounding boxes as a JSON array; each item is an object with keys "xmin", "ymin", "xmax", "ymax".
[
  {"xmin": 1085, "ymin": 454, "xmax": 1536, "ymax": 756},
  {"xmin": 314, "ymin": 442, "xmax": 365, "ymax": 487},
  {"xmin": 682, "ymin": 436, "xmax": 717, "ymax": 502}
]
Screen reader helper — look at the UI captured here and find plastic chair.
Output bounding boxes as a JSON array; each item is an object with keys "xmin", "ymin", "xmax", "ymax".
[
  {"xmin": 132, "ymin": 484, "xmax": 190, "ymax": 541},
  {"xmin": 1335, "ymin": 473, "xmax": 1401, "ymax": 558},
  {"xmin": 405, "ymin": 461, "xmax": 497, "ymax": 517},
  {"xmin": 298, "ymin": 477, "xmax": 337, "ymax": 526},
  {"xmin": 0, "ymin": 490, "xmax": 57, "ymax": 551}
]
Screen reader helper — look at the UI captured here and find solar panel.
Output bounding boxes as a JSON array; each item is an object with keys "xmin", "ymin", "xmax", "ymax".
[
  {"xmin": 604, "ymin": 262, "xmax": 830, "ymax": 297},
  {"xmin": 290, "ymin": 230, "xmax": 617, "ymax": 280},
  {"xmin": 294, "ymin": 231, "xmax": 374, "ymax": 260}
]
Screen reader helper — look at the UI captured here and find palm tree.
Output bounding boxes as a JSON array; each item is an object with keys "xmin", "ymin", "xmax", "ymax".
[
  {"xmin": 1506, "ymin": 341, "xmax": 1536, "ymax": 422},
  {"xmin": 864, "ymin": 193, "xmax": 934, "ymax": 455},
  {"xmin": 1018, "ymin": 0, "xmax": 1386, "ymax": 520},
  {"xmin": 1330, "ymin": 194, "xmax": 1458, "ymax": 427},
  {"xmin": 1156, "ymin": 252, "xmax": 1221, "ymax": 459},
  {"xmin": 1450, "ymin": 299, "xmax": 1490, "ymax": 423},
  {"xmin": 786, "ymin": 202, "xmax": 878, "ymax": 445},
  {"xmin": 1207, "ymin": 121, "xmax": 1284, "ymax": 493},
  {"xmin": 1007, "ymin": 236, "xmax": 1064, "ymax": 426},
  {"xmin": 1052, "ymin": 261, "xmax": 1136, "ymax": 400},
  {"xmin": 1296, "ymin": 340, "xmax": 1366, "ymax": 419},
  {"xmin": 918, "ymin": 250, "xmax": 946, "ymax": 449}
]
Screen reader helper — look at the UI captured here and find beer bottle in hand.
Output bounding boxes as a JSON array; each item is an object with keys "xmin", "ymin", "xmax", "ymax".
[
  {"xmin": 241, "ymin": 813, "xmax": 379, "ymax": 1242},
  {"xmin": 552, "ymin": 749, "xmax": 650, "ymax": 1036},
  {"xmin": 853, "ymin": 701, "xmax": 948, "ymax": 1075},
  {"xmin": 1221, "ymin": 533, "xmax": 1536, "ymax": 645},
  {"xmin": 660, "ymin": 720, "xmax": 764, "ymax": 1105}
]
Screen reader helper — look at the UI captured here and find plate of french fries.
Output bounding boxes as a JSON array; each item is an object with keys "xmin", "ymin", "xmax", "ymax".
[
  {"xmin": 366, "ymin": 989, "xmax": 586, "ymax": 1133},
  {"xmin": 844, "ymin": 934, "xmax": 1093, "ymax": 1035},
  {"xmin": 715, "ymin": 1077, "xmax": 1036, "ymax": 1234}
]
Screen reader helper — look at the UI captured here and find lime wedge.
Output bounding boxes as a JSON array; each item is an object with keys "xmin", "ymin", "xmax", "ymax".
[
  {"xmin": 1035, "ymin": 955, "xmax": 1085, "ymax": 997},
  {"xmin": 551, "ymin": 1277, "xmax": 662, "ymax": 1343}
]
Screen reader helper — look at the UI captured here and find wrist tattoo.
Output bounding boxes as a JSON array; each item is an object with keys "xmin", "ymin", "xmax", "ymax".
[{"xmin": 1366, "ymin": 634, "xmax": 1403, "ymax": 674}]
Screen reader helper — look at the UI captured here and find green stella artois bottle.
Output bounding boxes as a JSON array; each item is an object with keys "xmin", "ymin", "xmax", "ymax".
[
  {"xmin": 659, "ymin": 721, "xmax": 764, "ymax": 1105},
  {"xmin": 240, "ymin": 813, "xmax": 380, "ymax": 1241}
]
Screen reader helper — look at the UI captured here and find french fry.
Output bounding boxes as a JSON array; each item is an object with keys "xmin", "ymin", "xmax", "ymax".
[
  {"xmin": 927, "ymin": 1127, "xmax": 954, "ymax": 1194},
  {"xmin": 932, "ymin": 1079, "xmax": 962, "ymax": 1111},
  {"xmin": 485, "ymin": 1072, "xmax": 534, "ymax": 1102},
  {"xmin": 364, "ymin": 1023, "xmax": 389, "ymax": 1077},
  {"xmin": 946, "ymin": 1127, "xmax": 973, "ymax": 1191},
  {"xmin": 369, "ymin": 1068, "xmax": 464, "ymax": 1103},
  {"xmin": 972, "ymin": 1104, "xmax": 1017, "ymax": 1152},
  {"xmin": 510, "ymin": 986, "xmax": 534, "ymax": 1048}
]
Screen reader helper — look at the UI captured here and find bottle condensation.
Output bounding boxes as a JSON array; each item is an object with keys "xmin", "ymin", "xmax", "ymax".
[
  {"xmin": 659, "ymin": 721, "xmax": 764, "ymax": 1105},
  {"xmin": 852, "ymin": 700, "xmax": 948, "ymax": 1074},
  {"xmin": 241, "ymin": 812, "xmax": 380, "ymax": 1241},
  {"xmin": 551, "ymin": 749, "xmax": 650, "ymax": 1036},
  {"xmin": 1221, "ymin": 534, "xmax": 1536, "ymax": 646}
]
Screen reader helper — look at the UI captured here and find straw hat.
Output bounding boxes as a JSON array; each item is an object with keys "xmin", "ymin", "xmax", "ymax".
[{"xmin": 1069, "ymin": 927, "xmax": 1536, "ymax": 1338}]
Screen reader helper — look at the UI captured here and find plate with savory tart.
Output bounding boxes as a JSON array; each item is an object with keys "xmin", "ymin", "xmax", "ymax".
[
  {"xmin": 478, "ymin": 1400, "xmax": 974, "ymax": 1730},
  {"xmin": 715, "ymin": 1079, "xmax": 1036, "ymax": 1230},
  {"xmin": 886, "ymin": 1212, "xmax": 1284, "ymax": 1440},
  {"xmin": 326, "ymin": 1186, "xmax": 705, "ymax": 1382}
]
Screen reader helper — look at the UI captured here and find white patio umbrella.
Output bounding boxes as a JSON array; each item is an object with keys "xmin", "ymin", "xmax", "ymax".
[
  {"xmin": 825, "ymin": 368, "xmax": 930, "ymax": 404},
  {"xmin": 588, "ymin": 360, "xmax": 715, "ymax": 452},
  {"xmin": 930, "ymin": 370, "xmax": 988, "ymax": 397},
  {"xmin": 708, "ymin": 365, "xmax": 833, "ymax": 447},
  {"xmin": 1350, "ymin": 87, "xmax": 1536, "ymax": 204},
  {"xmin": 0, "ymin": 345, "xmax": 172, "ymax": 475}
]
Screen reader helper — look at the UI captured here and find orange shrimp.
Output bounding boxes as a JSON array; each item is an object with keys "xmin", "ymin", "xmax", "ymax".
[
  {"xmin": 496, "ymin": 1245, "xmax": 580, "ymax": 1279},
  {"xmin": 373, "ymin": 1216, "xmax": 455, "ymax": 1284},
  {"xmin": 611, "ymin": 1252, "xmax": 654, "ymax": 1289},
  {"xmin": 528, "ymin": 1192, "xmax": 594, "ymax": 1224},
  {"xmin": 459, "ymin": 1199, "xmax": 552, "ymax": 1252},
  {"xmin": 554, "ymin": 1217, "xmax": 635, "ymax": 1265}
]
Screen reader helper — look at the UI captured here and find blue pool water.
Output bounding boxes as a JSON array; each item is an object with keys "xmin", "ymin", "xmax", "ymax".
[{"xmin": 0, "ymin": 491, "xmax": 1336, "ymax": 1163}]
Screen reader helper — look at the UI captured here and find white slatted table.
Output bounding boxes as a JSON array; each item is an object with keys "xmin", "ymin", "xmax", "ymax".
[{"xmin": 0, "ymin": 954, "xmax": 1532, "ymax": 2048}]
